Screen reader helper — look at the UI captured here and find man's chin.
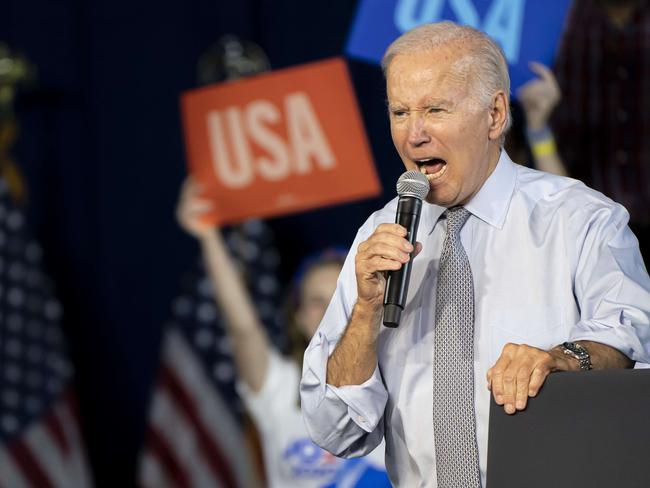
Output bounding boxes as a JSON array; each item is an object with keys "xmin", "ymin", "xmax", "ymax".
[{"xmin": 425, "ymin": 191, "xmax": 456, "ymax": 207}]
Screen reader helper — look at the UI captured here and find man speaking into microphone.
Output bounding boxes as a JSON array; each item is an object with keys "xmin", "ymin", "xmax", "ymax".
[{"xmin": 300, "ymin": 21, "xmax": 650, "ymax": 488}]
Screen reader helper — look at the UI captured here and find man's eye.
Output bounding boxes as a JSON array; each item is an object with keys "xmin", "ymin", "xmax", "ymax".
[
  {"xmin": 392, "ymin": 110, "xmax": 408, "ymax": 117},
  {"xmin": 428, "ymin": 107, "xmax": 442, "ymax": 114}
]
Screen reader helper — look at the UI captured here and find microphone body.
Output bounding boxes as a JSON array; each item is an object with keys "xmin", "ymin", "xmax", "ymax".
[{"xmin": 383, "ymin": 170, "xmax": 429, "ymax": 327}]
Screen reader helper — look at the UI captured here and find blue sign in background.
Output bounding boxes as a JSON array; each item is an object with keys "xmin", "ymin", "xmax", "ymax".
[{"xmin": 346, "ymin": 0, "xmax": 572, "ymax": 94}]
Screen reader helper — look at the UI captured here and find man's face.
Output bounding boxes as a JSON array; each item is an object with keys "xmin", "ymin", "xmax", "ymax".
[{"xmin": 387, "ymin": 46, "xmax": 503, "ymax": 207}]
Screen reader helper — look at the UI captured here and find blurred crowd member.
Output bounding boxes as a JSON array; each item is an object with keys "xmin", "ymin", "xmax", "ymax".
[
  {"xmin": 176, "ymin": 178, "xmax": 390, "ymax": 488},
  {"xmin": 552, "ymin": 0, "xmax": 650, "ymax": 262},
  {"xmin": 516, "ymin": 62, "xmax": 568, "ymax": 177}
]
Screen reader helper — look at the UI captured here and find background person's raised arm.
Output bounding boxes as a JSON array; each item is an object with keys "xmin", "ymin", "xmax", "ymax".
[{"xmin": 176, "ymin": 178, "xmax": 270, "ymax": 392}]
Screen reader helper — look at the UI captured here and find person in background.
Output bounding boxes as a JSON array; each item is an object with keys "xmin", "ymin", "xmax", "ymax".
[
  {"xmin": 516, "ymin": 61, "xmax": 567, "ymax": 176},
  {"xmin": 176, "ymin": 178, "xmax": 391, "ymax": 488},
  {"xmin": 552, "ymin": 0, "xmax": 650, "ymax": 263}
]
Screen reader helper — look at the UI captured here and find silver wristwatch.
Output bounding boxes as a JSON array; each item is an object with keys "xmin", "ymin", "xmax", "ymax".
[{"xmin": 561, "ymin": 341, "xmax": 592, "ymax": 371}]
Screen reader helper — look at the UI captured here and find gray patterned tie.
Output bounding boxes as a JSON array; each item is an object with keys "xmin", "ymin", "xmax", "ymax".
[{"xmin": 433, "ymin": 207, "xmax": 481, "ymax": 488}]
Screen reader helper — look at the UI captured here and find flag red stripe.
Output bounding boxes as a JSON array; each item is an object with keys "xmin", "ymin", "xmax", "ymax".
[
  {"xmin": 146, "ymin": 427, "xmax": 192, "ymax": 487},
  {"xmin": 160, "ymin": 364, "xmax": 238, "ymax": 488},
  {"xmin": 45, "ymin": 405, "xmax": 69, "ymax": 456},
  {"xmin": 8, "ymin": 438, "xmax": 55, "ymax": 488}
]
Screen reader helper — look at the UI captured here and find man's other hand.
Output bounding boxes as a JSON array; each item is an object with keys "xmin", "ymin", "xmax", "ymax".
[{"xmin": 486, "ymin": 343, "xmax": 572, "ymax": 414}]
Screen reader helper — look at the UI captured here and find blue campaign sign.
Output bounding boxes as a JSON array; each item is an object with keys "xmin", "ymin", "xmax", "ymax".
[{"xmin": 346, "ymin": 0, "xmax": 571, "ymax": 93}]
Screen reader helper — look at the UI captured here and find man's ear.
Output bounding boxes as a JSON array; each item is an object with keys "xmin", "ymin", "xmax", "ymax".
[{"xmin": 487, "ymin": 90, "xmax": 509, "ymax": 141}]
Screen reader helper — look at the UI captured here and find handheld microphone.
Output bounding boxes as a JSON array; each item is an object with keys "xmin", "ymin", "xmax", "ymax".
[{"xmin": 383, "ymin": 170, "xmax": 429, "ymax": 327}]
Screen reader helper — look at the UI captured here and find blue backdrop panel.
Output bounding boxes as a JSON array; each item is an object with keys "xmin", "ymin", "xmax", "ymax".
[{"xmin": 346, "ymin": 0, "xmax": 572, "ymax": 92}]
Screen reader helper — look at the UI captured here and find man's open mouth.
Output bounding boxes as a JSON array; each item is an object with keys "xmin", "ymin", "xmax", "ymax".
[{"xmin": 415, "ymin": 158, "xmax": 447, "ymax": 179}]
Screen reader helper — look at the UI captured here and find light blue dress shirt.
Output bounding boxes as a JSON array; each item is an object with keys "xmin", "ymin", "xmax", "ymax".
[{"xmin": 300, "ymin": 151, "xmax": 650, "ymax": 488}]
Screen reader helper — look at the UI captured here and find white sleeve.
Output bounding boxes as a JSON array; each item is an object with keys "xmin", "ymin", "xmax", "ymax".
[
  {"xmin": 569, "ymin": 201, "xmax": 650, "ymax": 363},
  {"xmin": 300, "ymin": 219, "xmax": 389, "ymax": 458}
]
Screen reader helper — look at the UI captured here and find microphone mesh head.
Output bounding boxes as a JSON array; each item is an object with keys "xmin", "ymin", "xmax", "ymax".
[{"xmin": 396, "ymin": 170, "xmax": 430, "ymax": 200}]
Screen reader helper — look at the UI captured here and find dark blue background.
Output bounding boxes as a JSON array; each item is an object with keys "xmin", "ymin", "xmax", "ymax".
[{"xmin": 0, "ymin": 1, "xmax": 403, "ymax": 485}]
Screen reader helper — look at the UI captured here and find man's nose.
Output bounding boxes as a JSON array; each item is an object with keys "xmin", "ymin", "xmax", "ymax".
[{"xmin": 407, "ymin": 116, "xmax": 430, "ymax": 146}]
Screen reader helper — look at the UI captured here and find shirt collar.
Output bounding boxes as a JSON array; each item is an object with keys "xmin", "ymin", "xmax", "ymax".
[
  {"xmin": 423, "ymin": 150, "xmax": 517, "ymax": 233},
  {"xmin": 464, "ymin": 150, "xmax": 516, "ymax": 230}
]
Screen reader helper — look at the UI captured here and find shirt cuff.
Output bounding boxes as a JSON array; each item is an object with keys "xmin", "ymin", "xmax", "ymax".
[
  {"xmin": 328, "ymin": 366, "xmax": 387, "ymax": 433},
  {"xmin": 569, "ymin": 317, "xmax": 650, "ymax": 364},
  {"xmin": 302, "ymin": 330, "xmax": 334, "ymax": 406},
  {"xmin": 302, "ymin": 330, "xmax": 388, "ymax": 433}
]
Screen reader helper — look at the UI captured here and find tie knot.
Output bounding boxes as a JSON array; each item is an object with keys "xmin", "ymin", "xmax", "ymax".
[{"xmin": 444, "ymin": 207, "xmax": 471, "ymax": 237}]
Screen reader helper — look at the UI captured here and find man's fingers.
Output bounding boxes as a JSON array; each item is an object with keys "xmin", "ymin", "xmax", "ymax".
[
  {"xmin": 489, "ymin": 343, "xmax": 558, "ymax": 415},
  {"xmin": 512, "ymin": 362, "xmax": 551, "ymax": 411},
  {"xmin": 359, "ymin": 224, "xmax": 420, "ymax": 260},
  {"xmin": 487, "ymin": 352, "xmax": 512, "ymax": 405},
  {"xmin": 364, "ymin": 241, "xmax": 412, "ymax": 263},
  {"xmin": 356, "ymin": 252, "xmax": 403, "ymax": 276},
  {"xmin": 363, "ymin": 231, "xmax": 413, "ymax": 252},
  {"xmin": 371, "ymin": 224, "xmax": 417, "ymax": 253},
  {"xmin": 501, "ymin": 370, "xmax": 517, "ymax": 414},
  {"xmin": 489, "ymin": 343, "xmax": 543, "ymax": 414},
  {"xmin": 375, "ymin": 223, "xmax": 409, "ymax": 237},
  {"xmin": 514, "ymin": 369, "xmax": 532, "ymax": 411},
  {"xmin": 358, "ymin": 230, "xmax": 414, "ymax": 266},
  {"xmin": 528, "ymin": 366, "xmax": 550, "ymax": 397},
  {"xmin": 366, "ymin": 255, "xmax": 403, "ymax": 273},
  {"xmin": 354, "ymin": 223, "xmax": 422, "ymax": 303}
]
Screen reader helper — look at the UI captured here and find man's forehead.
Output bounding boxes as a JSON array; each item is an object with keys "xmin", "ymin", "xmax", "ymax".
[
  {"xmin": 386, "ymin": 50, "xmax": 473, "ymax": 102},
  {"xmin": 387, "ymin": 95, "xmax": 451, "ymax": 108},
  {"xmin": 387, "ymin": 47, "xmax": 474, "ymax": 80}
]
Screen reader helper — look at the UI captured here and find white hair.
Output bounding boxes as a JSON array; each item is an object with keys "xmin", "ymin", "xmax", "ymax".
[{"xmin": 382, "ymin": 21, "xmax": 512, "ymax": 138}]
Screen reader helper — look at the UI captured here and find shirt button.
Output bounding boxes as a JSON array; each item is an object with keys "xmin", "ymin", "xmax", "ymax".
[
  {"xmin": 615, "ymin": 150, "xmax": 629, "ymax": 165},
  {"xmin": 357, "ymin": 415, "xmax": 366, "ymax": 424}
]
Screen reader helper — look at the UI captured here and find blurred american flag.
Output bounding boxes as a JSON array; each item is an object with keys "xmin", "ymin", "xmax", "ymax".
[
  {"xmin": 139, "ymin": 220, "xmax": 285, "ymax": 487},
  {"xmin": 0, "ymin": 179, "xmax": 93, "ymax": 487}
]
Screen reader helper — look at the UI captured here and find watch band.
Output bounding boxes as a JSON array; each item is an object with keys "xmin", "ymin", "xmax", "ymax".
[{"xmin": 562, "ymin": 341, "xmax": 592, "ymax": 371}]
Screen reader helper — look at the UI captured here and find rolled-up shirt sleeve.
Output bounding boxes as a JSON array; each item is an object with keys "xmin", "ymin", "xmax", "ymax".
[
  {"xmin": 569, "ymin": 200, "xmax": 650, "ymax": 363},
  {"xmin": 300, "ymin": 221, "xmax": 389, "ymax": 458}
]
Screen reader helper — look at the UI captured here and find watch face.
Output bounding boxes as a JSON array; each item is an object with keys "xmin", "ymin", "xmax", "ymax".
[
  {"xmin": 562, "ymin": 342, "xmax": 592, "ymax": 370},
  {"xmin": 563, "ymin": 348, "xmax": 579, "ymax": 360},
  {"xmin": 574, "ymin": 349, "xmax": 586, "ymax": 360}
]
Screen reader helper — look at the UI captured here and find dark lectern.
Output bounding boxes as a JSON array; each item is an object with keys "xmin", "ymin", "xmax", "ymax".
[{"xmin": 487, "ymin": 369, "xmax": 650, "ymax": 488}]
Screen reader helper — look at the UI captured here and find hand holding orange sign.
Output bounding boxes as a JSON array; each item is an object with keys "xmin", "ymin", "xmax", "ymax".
[
  {"xmin": 181, "ymin": 57, "xmax": 381, "ymax": 225},
  {"xmin": 176, "ymin": 177, "xmax": 216, "ymax": 239}
]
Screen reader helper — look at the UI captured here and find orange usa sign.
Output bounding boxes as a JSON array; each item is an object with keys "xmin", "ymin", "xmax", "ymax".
[{"xmin": 181, "ymin": 57, "xmax": 381, "ymax": 225}]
